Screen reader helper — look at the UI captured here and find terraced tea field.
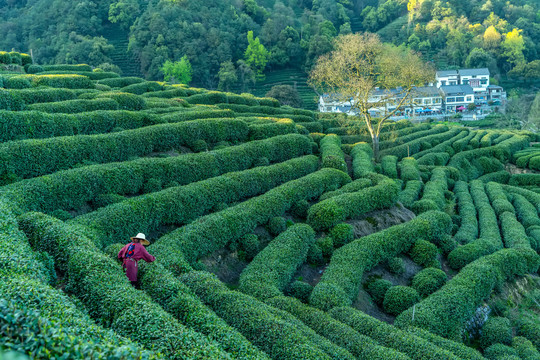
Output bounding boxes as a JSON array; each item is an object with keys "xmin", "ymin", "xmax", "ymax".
[{"xmin": 1, "ymin": 52, "xmax": 539, "ymax": 359}]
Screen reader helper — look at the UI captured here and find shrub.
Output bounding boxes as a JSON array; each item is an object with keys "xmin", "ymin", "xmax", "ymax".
[
  {"xmin": 383, "ymin": 286, "xmax": 420, "ymax": 316},
  {"xmin": 32, "ymin": 74, "xmax": 94, "ymax": 89},
  {"xmin": 267, "ymin": 216, "xmax": 287, "ymax": 236},
  {"xmin": 248, "ymin": 119, "xmax": 297, "ymax": 140},
  {"xmin": 512, "ymin": 336, "xmax": 540, "ymax": 359},
  {"xmin": 319, "ymin": 177, "xmax": 372, "ymax": 200},
  {"xmin": 41, "ymin": 64, "xmax": 92, "ymax": 72},
  {"xmin": 317, "ymin": 236, "xmax": 334, "ymax": 258},
  {"xmin": 453, "ymin": 181, "xmax": 478, "ymax": 244},
  {"xmin": 412, "ymin": 267, "xmax": 447, "ymax": 297},
  {"xmin": 3, "ymin": 75, "xmax": 32, "ymax": 89},
  {"xmin": 480, "ymin": 317, "xmax": 513, "ymax": 349},
  {"xmin": 486, "ymin": 182, "xmax": 515, "ymax": 216},
  {"xmin": 239, "ymin": 234, "xmax": 260, "ymax": 260},
  {"xmin": 91, "ymin": 193, "xmax": 125, "ymax": 209},
  {"xmin": 500, "ymin": 212, "xmax": 530, "ymax": 249},
  {"xmin": 396, "ymin": 248, "xmax": 540, "ymax": 341},
  {"xmin": 307, "ymin": 242, "xmax": 324, "ymax": 265},
  {"xmin": 290, "ymin": 199, "xmax": 309, "ymax": 218},
  {"xmin": 190, "ymin": 139, "xmax": 208, "ymax": 152},
  {"xmin": 253, "ymin": 157, "xmax": 269, "ymax": 167},
  {"xmin": 329, "ymin": 223, "xmax": 355, "ymax": 248},
  {"xmin": 98, "ymin": 76, "xmax": 145, "ymax": 88},
  {"xmin": 95, "ymin": 92, "xmax": 146, "ymax": 111},
  {"xmin": 121, "ymin": 81, "xmax": 164, "ymax": 94},
  {"xmin": 410, "ymin": 240, "xmax": 438, "ymax": 267},
  {"xmin": 366, "ymin": 278, "xmax": 392, "ymax": 305},
  {"xmin": 307, "ymin": 178, "xmax": 398, "ymax": 231},
  {"xmin": 509, "ymin": 174, "xmax": 540, "ymax": 187},
  {"xmin": 0, "ymin": 51, "xmax": 12, "ymax": 64},
  {"xmin": 286, "ymin": 281, "xmax": 314, "ymax": 303},
  {"xmin": 386, "ymin": 257, "xmax": 405, "ymax": 275},
  {"xmin": 310, "ymin": 211, "xmax": 452, "ymax": 311},
  {"xmin": 8, "ymin": 51, "xmax": 22, "ymax": 65},
  {"xmin": 484, "ymin": 344, "xmax": 519, "ymax": 360},
  {"xmin": 239, "ymin": 224, "xmax": 316, "ymax": 300},
  {"xmin": 417, "ymin": 152, "xmax": 450, "ymax": 166}
]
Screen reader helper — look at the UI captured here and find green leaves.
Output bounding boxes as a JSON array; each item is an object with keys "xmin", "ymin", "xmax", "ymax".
[
  {"xmin": 160, "ymin": 56, "xmax": 192, "ymax": 85},
  {"xmin": 244, "ymin": 31, "xmax": 270, "ymax": 81}
]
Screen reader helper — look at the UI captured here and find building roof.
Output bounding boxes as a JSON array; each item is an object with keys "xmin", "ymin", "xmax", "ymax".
[
  {"xmin": 458, "ymin": 68, "xmax": 490, "ymax": 76},
  {"xmin": 413, "ymin": 86, "xmax": 440, "ymax": 97},
  {"xmin": 439, "ymin": 85, "xmax": 474, "ymax": 96},
  {"xmin": 436, "ymin": 70, "xmax": 458, "ymax": 77}
]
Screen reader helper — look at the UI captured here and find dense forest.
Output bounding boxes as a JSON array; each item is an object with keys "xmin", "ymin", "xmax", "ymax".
[{"xmin": 1, "ymin": 0, "xmax": 539, "ymax": 89}]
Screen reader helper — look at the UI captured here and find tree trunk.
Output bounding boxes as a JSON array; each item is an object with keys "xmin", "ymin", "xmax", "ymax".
[{"xmin": 372, "ymin": 135, "xmax": 380, "ymax": 161}]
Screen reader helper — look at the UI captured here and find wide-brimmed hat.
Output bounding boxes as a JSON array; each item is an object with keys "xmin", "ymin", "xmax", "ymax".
[{"xmin": 130, "ymin": 233, "xmax": 150, "ymax": 246}]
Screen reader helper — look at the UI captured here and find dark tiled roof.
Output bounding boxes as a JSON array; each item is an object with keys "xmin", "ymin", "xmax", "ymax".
[
  {"xmin": 459, "ymin": 68, "xmax": 490, "ymax": 76},
  {"xmin": 439, "ymin": 85, "xmax": 474, "ymax": 96},
  {"xmin": 436, "ymin": 70, "xmax": 458, "ymax": 77}
]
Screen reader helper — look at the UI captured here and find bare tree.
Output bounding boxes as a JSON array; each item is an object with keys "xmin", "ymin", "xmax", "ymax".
[{"xmin": 309, "ymin": 33, "xmax": 435, "ymax": 159}]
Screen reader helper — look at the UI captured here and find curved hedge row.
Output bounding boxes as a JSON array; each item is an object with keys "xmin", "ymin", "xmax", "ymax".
[
  {"xmin": 31, "ymin": 74, "xmax": 95, "ymax": 89},
  {"xmin": 500, "ymin": 211, "xmax": 530, "ymax": 249},
  {"xmin": 307, "ymin": 177, "xmax": 399, "ymax": 231},
  {"xmin": 18, "ymin": 212, "xmax": 233, "ymax": 359},
  {"xmin": 239, "ymin": 224, "xmax": 316, "ymax": 300},
  {"xmin": 310, "ymin": 211, "xmax": 452, "ymax": 311},
  {"xmin": 398, "ymin": 180, "xmax": 423, "ymax": 208},
  {"xmin": 381, "ymin": 155, "xmax": 398, "ymax": 178},
  {"xmin": 0, "ymin": 118, "xmax": 248, "ymax": 180},
  {"xmin": 0, "ymin": 110, "xmax": 159, "ymax": 142},
  {"xmin": 156, "ymin": 168, "xmax": 350, "ymax": 265},
  {"xmin": 330, "ymin": 307, "xmax": 464, "ymax": 360},
  {"xmin": 512, "ymin": 193, "xmax": 540, "ymax": 229},
  {"xmin": 412, "ymin": 167, "xmax": 448, "ymax": 214},
  {"xmin": 502, "ymin": 185, "xmax": 540, "ymax": 213},
  {"xmin": 395, "ymin": 248, "xmax": 540, "ymax": 341},
  {"xmin": 37, "ymin": 70, "xmax": 120, "ymax": 80},
  {"xmin": 267, "ymin": 296, "xmax": 412, "ymax": 360},
  {"xmin": 27, "ymin": 98, "xmax": 119, "ymax": 113},
  {"xmin": 0, "ymin": 51, "xmax": 32, "ymax": 65},
  {"xmin": 319, "ymin": 177, "xmax": 373, "ymax": 201},
  {"xmin": 404, "ymin": 327, "xmax": 485, "ymax": 360},
  {"xmin": 448, "ymin": 180, "xmax": 502, "ymax": 269},
  {"xmin": 180, "ymin": 271, "xmax": 352, "ymax": 360},
  {"xmin": 3, "ymin": 87, "xmax": 77, "ymax": 104},
  {"xmin": 121, "ymin": 81, "xmax": 165, "ymax": 94},
  {"xmin": 350, "ymin": 142, "xmax": 374, "ymax": 178},
  {"xmin": 40, "ymin": 64, "xmax": 93, "ymax": 72},
  {"xmin": 97, "ymin": 76, "xmax": 145, "ymax": 88},
  {"xmin": 0, "ymin": 89, "xmax": 26, "ymax": 110},
  {"xmin": 485, "ymin": 182, "xmax": 514, "ymax": 216},
  {"xmin": 248, "ymin": 118, "xmax": 298, "ymax": 140},
  {"xmin": 1, "ymin": 134, "xmax": 313, "ymax": 214},
  {"xmin": 453, "ymin": 181, "xmax": 478, "ymax": 244},
  {"xmin": 320, "ymin": 134, "xmax": 347, "ymax": 172},
  {"xmin": 380, "ymin": 128, "xmax": 460, "ymax": 160},
  {"xmin": 451, "ymin": 131, "xmax": 476, "ymax": 152},
  {"xmin": 412, "ymin": 130, "xmax": 469, "ymax": 160},
  {"xmin": 73, "ymin": 155, "xmax": 320, "ymax": 247},
  {"xmin": 378, "ymin": 125, "xmax": 447, "ymax": 151},
  {"xmin": 509, "ymin": 174, "xmax": 540, "ymax": 187},
  {"xmin": 400, "ymin": 157, "xmax": 420, "ymax": 181}
]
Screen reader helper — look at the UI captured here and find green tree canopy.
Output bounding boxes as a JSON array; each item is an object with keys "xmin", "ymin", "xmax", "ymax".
[
  {"xmin": 244, "ymin": 31, "xmax": 270, "ymax": 81},
  {"xmin": 266, "ymin": 85, "xmax": 303, "ymax": 108},
  {"xmin": 160, "ymin": 56, "xmax": 192, "ymax": 85}
]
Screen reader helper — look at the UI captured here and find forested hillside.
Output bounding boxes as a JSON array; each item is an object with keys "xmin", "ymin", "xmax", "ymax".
[{"xmin": 1, "ymin": 0, "xmax": 538, "ymax": 89}]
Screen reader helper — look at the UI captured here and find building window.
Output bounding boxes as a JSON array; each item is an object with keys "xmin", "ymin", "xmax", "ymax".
[
  {"xmin": 434, "ymin": 98, "xmax": 441, "ymax": 104},
  {"xmin": 450, "ymin": 81, "xmax": 457, "ymax": 85},
  {"xmin": 466, "ymin": 96, "xmax": 472, "ymax": 101},
  {"xmin": 456, "ymin": 97, "xmax": 465, "ymax": 102},
  {"xmin": 472, "ymin": 75, "xmax": 477, "ymax": 78},
  {"xmin": 424, "ymin": 99, "xmax": 432, "ymax": 105},
  {"xmin": 480, "ymin": 79, "xmax": 487, "ymax": 85},
  {"xmin": 462, "ymin": 79, "xmax": 469, "ymax": 85},
  {"xmin": 441, "ymin": 80, "xmax": 446, "ymax": 85},
  {"xmin": 447, "ymin": 97, "xmax": 455, "ymax": 103}
]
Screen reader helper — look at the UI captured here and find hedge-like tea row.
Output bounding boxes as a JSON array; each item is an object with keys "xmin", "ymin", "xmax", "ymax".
[
  {"xmin": 400, "ymin": 157, "xmax": 420, "ymax": 181},
  {"xmin": 350, "ymin": 142, "xmax": 374, "ymax": 178},
  {"xmin": 381, "ymin": 155, "xmax": 398, "ymax": 178},
  {"xmin": 31, "ymin": 74, "xmax": 95, "ymax": 89},
  {"xmin": 266, "ymin": 296, "xmax": 412, "ymax": 360},
  {"xmin": 154, "ymin": 168, "xmax": 350, "ymax": 267},
  {"xmin": 330, "ymin": 307, "xmax": 464, "ymax": 360},
  {"xmin": 180, "ymin": 271, "xmax": 353, "ymax": 360},
  {"xmin": 412, "ymin": 167, "xmax": 448, "ymax": 214},
  {"xmin": 92, "ymin": 92, "xmax": 147, "ymax": 111},
  {"xmin": 27, "ymin": 98, "xmax": 119, "ymax": 113},
  {"xmin": 297, "ymin": 121, "xmax": 323, "ymax": 133},
  {"xmin": 451, "ymin": 131, "xmax": 476, "ymax": 152},
  {"xmin": 379, "ymin": 125, "xmax": 448, "ymax": 151},
  {"xmin": 0, "ymin": 51, "xmax": 32, "ymax": 65},
  {"xmin": 159, "ymin": 108, "xmax": 234, "ymax": 122},
  {"xmin": 413, "ymin": 130, "xmax": 469, "ymax": 160},
  {"xmin": 307, "ymin": 176, "xmax": 399, "ymax": 231},
  {"xmin": 512, "ymin": 194, "xmax": 540, "ymax": 230},
  {"xmin": 500, "ymin": 211, "xmax": 530, "ymax": 249},
  {"xmin": 469, "ymin": 130, "xmax": 486, "ymax": 148},
  {"xmin": 502, "ymin": 185, "xmax": 540, "ymax": 214},
  {"xmin": 320, "ymin": 134, "xmax": 347, "ymax": 172},
  {"xmin": 121, "ymin": 81, "xmax": 165, "ymax": 94},
  {"xmin": 416, "ymin": 152, "xmax": 450, "ymax": 166},
  {"xmin": 447, "ymin": 180, "xmax": 503, "ymax": 269},
  {"xmin": 485, "ymin": 181, "xmax": 514, "ymax": 216},
  {"xmin": 0, "ymin": 118, "xmax": 248, "ymax": 180},
  {"xmin": 395, "ymin": 248, "xmax": 540, "ymax": 341},
  {"xmin": 7, "ymin": 87, "xmax": 77, "ymax": 104},
  {"xmin": 1, "ymin": 134, "xmax": 313, "ymax": 214},
  {"xmin": 453, "ymin": 181, "xmax": 478, "ymax": 244},
  {"xmin": 479, "ymin": 131, "xmax": 499, "ymax": 147},
  {"xmin": 136, "ymin": 261, "xmax": 270, "ymax": 360},
  {"xmin": 319, "ymin": 177, "xmax": 374, "ymax": 201},
  {"xmin": 40, "ymin": 64, "xmax": 93, "ymax": 72},
  {"xmin": 380, "ymin": 128, "xmax": 461, "ymax": 160},
  {"xmin": 248, "ymin": 118, "xmax": 298, "ymax": 140},
  {"xmin": 18, "ymin": 213, "xmax": 233, "ymax": 359},
  {"xmin": 0, "ymin": 89, "xmax": 26, "ymax": 110},
  {"xmin": 216, "ymin": 102, "xmax": 314, "ymax": 117},
  {"xmin": 398, "ymin": 180, "xmax": 423, "ymax": 208},
  {"xmin": 97, "ymin": 76, "xmax": 145, "ymax": 88},
  {"xmin": 186, "ymin": 91, "xmax": 280, "ymax": 107},
  {"xmin": 73, "ymin": 156, "xmax": 319, "ymax": 247},
  {"xmin": 239, "ymin": 224, "xmax": 316, "ymax": 300},
  {"xmin": 310, "ymin": 211, "xmax": 452, "ymax": 311},
  {"xmin": 37, "ymin": 70, "xmax": 120, "ymax": 80},
  {"xmin": 509, "ymin": 174, "xmax": 540, "ymax": 187}
]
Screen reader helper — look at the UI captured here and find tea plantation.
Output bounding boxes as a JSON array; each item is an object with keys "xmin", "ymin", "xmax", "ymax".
[{"xmin": 1, "ymin": 52, "xmax": 539, "ymax": 359}]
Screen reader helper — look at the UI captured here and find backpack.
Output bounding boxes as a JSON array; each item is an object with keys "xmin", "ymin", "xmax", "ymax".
[{"xmin": 125, "ymin": 243, "xmax": 136, "ymax": 258}]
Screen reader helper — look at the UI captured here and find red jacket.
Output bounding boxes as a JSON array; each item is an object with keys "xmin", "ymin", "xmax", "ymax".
[{"xmin": 118, "ymin": 242, "xmax": 155, "ymax": 281}]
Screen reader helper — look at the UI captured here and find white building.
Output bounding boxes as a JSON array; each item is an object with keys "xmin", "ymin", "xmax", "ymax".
[{"xmin": 439, "ymin": 85, "xmax": 475, "ymax": 112}]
